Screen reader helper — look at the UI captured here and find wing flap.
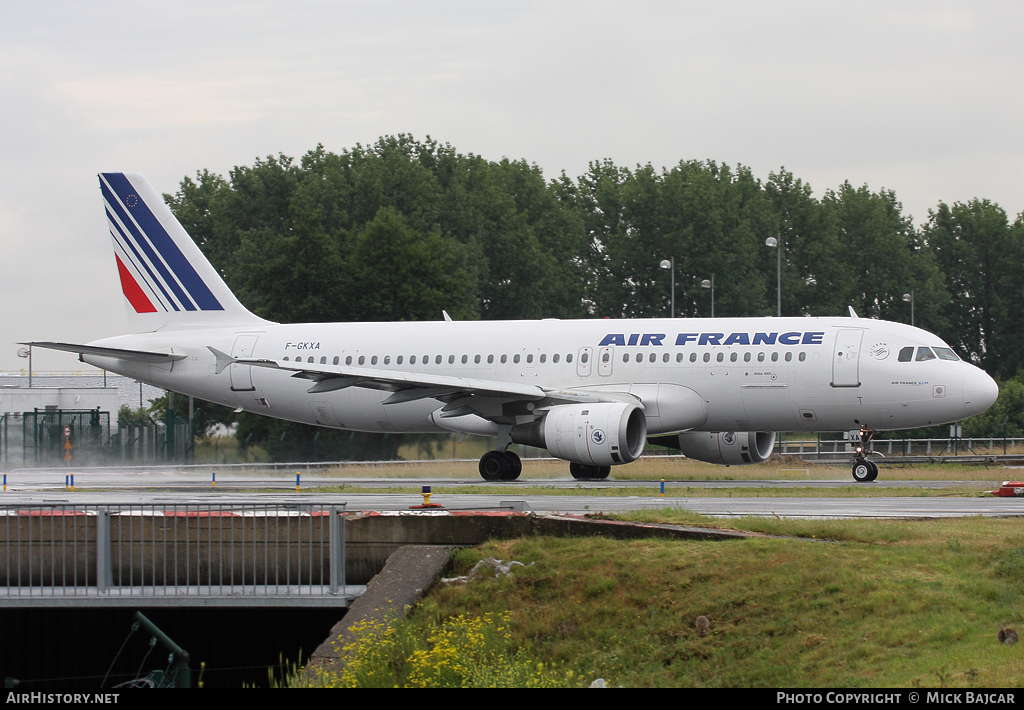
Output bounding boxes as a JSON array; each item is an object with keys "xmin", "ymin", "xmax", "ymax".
[{"xmin": 221, "ymin": 352, "xmax": 548, "ymax": 400}]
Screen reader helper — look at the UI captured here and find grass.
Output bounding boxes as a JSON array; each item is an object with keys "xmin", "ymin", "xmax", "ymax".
[
  {"xmin": 314, "ymin": 515, "xmax": 1024, "ymax": 687},
  {"xmin": 307, "ymin": 482, "xmax": 994, "ymax": 498}
]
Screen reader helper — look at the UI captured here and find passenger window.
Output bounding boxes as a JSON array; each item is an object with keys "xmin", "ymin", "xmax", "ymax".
[
  {"xmin": 514, "ymin": 354, "xmax": 521, "ymax": 364},
  {"xmin": 346, "ymin": 356, "xmax": 353, "ymax": 365},
  {"xmin": 916, "ymin": 347, "xmax": 936, "ymax": 362},
  {"xmin": 799, "ymin": 352, "xmax": 806, "ymax": 362},
  {"xmin": 771, "ymin": 352, "xmax": 779, "ymax": 362},
  {"xmin": 757, "ymin": 352, "xmax": 765, "ymax": 362},
  {"xmin": 785, "ymin": 352, "xmax": 792, "ymax": 362},
  {"xmin": 635, "ymin": 353, "xmax": 642, "ymax": 363},
  {"xmin": 553, "ymin": 354, "xmax": 559, "ymax": 363},
  {"xmin": 397, "ymin": 356, "xmax": 403, "ymax": 365},
  {"xmin": 649, "ymin": 353, "xmax": 656, "ymax": 363},
  {"xmin": 410, "ymin": 355, "xmax": 416, "ymax": 364},
  {"xmin": 744, "ymin": 352, "xmax": 751, "ymax": 362},
  {"xmin": 333, "ymin": 356, "xmax": 339, "ymax": 365},
  {"xmin": 540, "ymin": 354, "xmax": 546, "ymax": 363},
  {"xmin": 320, "ymin": 357, "xmax": 327, "ymax": 364},
  {"xmin": 461, "ymin": 355, "xmax": 468, "ymax": 364},
  {"xmin": 730, "ymin": 353, "xmax": 737, "ymax": 362},
  {"xmin": 384, "ymin": 356, "xmax": 390, "ymax": 365},
  {"xmin": 690, "ymin": 353, "xmax": 697, "ymax": 362},
  {"xmin": 898, "ymin": 347, "xmax": 914, "ymax": 362},
  {"xmin": 358, "ymin": 356, "xmax": 365, "ymax": 365},
  {"xmin": 676, "ymin": 353, "xmax": 683, "ymax": 363},
  {"xmin": 703, "ymin": 353, "xmax": 711, "ymax": 363},
  {"xmin": 602, "ymin": 352, "xmax": 610, "ymax": 363},
  {"xmin": 283, "ymin": 356, "xmax": 289, "ymax": 361},
  {"xmin": 663, "ymin": 353, "xmax": 669, "ymax": 363},
  {"xmin": 435, "ymin": 355, "xmax": 442, "ymax": 364},
  {"xmin": 623, "ymin": 353, "xmax": 630, "ymax": 363},
  {"xmin": 567, "ymin": 354, "xmax": 573, "ymax": 363},
  {"xmin": 487, "ymin": 354, "xmax": 494, "ymax": 364},
  {"xmin": 371, "ymin": 356, "xmax": 378, "ymax": 365},
  {"xmin": 501, "ymin": 354, "xmax": 508, "ymax": 364},
  {"xmin": 475, "ymin": 355, "xmax": 481, "ymax": 364},
  {"xmin": 716, "ymin": 353, "xmax": 724, "ymax": 362},
  {"xmin": 449, "ymin": 355, "xmax": 456, "ymax": 364},
  {"xmin": 527, "ymin": 354, "xmax": 534, "ymax": 363},
  {"xmin": 580, "ymin": 353, "xmax": 588, "ymax": 363}
]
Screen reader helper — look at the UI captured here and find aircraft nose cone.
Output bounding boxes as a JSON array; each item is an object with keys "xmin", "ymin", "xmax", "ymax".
[{"xmin": 963, "ymin": 367, "xmax": 999, "ymax": 417}]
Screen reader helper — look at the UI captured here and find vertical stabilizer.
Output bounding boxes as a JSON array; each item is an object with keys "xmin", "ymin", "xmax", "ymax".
[{"xmin": 99, "ymin": 172, "xmax": 269, "ymax": 333}]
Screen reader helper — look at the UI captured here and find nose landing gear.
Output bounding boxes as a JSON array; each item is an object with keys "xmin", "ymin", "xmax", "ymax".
[{"xmin": 851, "ymin": 427, "xmax": 878, "ymax": 482}]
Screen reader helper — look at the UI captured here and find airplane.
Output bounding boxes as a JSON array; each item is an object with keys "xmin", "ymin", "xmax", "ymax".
[{"xmin": 28, "ymin": 172, "xmax": 1000, "ymax": 483}]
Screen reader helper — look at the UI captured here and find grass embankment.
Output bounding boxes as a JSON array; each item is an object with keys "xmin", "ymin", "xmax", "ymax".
[{"xmin": 304, "ymin": 514, "xmax": 1024, "ymax": 688}]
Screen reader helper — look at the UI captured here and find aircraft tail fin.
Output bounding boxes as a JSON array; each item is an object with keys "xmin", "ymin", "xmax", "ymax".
[{"xmin": 99, "ymin": 172, "xmax": 270, "ymax": 333}]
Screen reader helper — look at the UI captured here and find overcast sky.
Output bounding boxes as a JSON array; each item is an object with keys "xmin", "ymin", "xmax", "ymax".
[{"xmin": 3, "ymin": 0, "xmax": 1022, "ymax": 372}]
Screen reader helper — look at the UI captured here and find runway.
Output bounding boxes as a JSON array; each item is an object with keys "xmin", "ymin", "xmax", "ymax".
[{"xmin": 2, "ymin": 468, "xmax": 1023, "ymax": 519}]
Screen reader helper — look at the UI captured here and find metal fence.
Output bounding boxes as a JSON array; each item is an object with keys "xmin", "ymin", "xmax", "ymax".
[
  {"xmin": 0, "ymin": 412, "xmax": 193, "ymax": 467},
  {"xmin": 0, "ymin": 503, "xmax": 351, "ymax": 605},
  {"xmin": 776, "ymin": 437, "xmax": 1024, "ymax": 457}
]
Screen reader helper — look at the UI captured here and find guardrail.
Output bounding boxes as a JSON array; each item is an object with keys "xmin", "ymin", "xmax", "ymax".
[{"xmin": 0, "ymin": 503, "xmax": 351, "ymax": 606}]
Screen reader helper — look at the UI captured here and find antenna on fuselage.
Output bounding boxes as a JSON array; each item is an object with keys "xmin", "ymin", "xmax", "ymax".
[
  {"xmin": 443, "ymin": 310, "xmax": 453, "ymax": 322},
  {"xmin": 848, "ymin": 306, "xmax": 859, "ymax": 318}
]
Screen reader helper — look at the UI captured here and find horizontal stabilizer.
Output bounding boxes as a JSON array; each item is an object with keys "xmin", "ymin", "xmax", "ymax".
[{"xmin": 24, "ymin": 341, "xmax": 187, "ymax": 363}]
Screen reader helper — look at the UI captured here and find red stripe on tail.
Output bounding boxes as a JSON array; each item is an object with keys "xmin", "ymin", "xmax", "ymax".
[{"xmin": 115, "ymin": 255, "xmax": 157, "ymax": 313}]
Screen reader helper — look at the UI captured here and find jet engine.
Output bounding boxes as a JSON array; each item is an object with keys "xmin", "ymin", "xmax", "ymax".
[
  {"xmin": 512, "ymin": 402, "xmax": 647, "ymax": 466},
  {"xmin": 651, "ymin": 431, "xmax": 776, "ymax": 465}
]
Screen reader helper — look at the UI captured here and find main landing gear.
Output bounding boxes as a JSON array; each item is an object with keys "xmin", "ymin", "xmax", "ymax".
[
  {"xmin": 569, "ymin": 462, "xmax": 611, "ymax": 480},
  {"xmin": 851, "ymin": 427, "xmax": 879, "ymax": 482},
  {"xmin": 478, "ymin": 450, "xmax": 522, "ymax": 481}
]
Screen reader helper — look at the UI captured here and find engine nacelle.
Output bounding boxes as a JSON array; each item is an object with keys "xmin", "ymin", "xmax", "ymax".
[
  {"xmin": 512, "ymin": 403, "xmax": 648, "ymax": 466},
  {"xmin": 656, "ymin": 431, "xmax": 776, "ymax": 465}
]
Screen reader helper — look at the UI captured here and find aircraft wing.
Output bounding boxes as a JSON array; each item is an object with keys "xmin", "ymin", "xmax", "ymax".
[
  {"xmin": 209, "ymin": 348, "xmax": 637, "ymax": 423},
  {"xmin": 24, "ymin": 341, "xmax": 188, "ymax": 363}
]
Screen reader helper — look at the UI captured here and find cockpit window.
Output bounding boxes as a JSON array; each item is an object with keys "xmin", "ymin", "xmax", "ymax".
[
  {"xmin": 915, "ymin": 347, "xmax": 936, "ymax": 362},
  {"xmin": 933, "ymin": 347, "xmax": 959, "ymax": 361},
  {"xmin": 898, "ymin": 347, "xmax": 914, "ymax": 362}
]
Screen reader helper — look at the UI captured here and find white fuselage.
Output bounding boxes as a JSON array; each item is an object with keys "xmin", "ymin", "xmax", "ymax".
[{"xmin": 83, "ymin": 315, "xmax": 998, "ymax": 436}]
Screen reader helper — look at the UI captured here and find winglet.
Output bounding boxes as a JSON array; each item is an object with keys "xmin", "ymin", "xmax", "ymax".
[{"xmin": 207, "ymin": 346, "xmax": 235, "ymax": 375}]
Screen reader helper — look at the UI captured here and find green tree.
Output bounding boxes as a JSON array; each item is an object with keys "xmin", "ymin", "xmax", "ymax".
[
  {"xmin": 925, "ymin": 199, "xmax": 1022, "ymax": 376},
  {"xmin": 823, "ymin": 183, "xmax": 947, "ymax": 328}
]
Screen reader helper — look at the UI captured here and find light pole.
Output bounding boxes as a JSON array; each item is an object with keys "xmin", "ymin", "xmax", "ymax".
[
  {"xmin": 17, "ymin": 346, "xmax": 32, "ymax": 388},
  {"xmin": 701, "ymin": 275, "xmax": 715, "ymax": 317},
  {"xmin": 660, "ymin": 258, "xmax": 675, "ymax": 318},
  {"xmin": 765, "ymin": 235, "xmax": 781, "ymax": 317},
  {"xmin": 903, "ymin": 291, "xmax": 914, "ymax": 326}
]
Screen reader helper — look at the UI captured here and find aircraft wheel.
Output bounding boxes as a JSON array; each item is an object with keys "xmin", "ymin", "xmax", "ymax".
[
  {"xmin": 569, "ymin": 462, "xmax": 603, "ymax": 480},
  {"xmin": 852, "ymin": 460, "xmax": 873, "ymax": 483},
  {"xmin": 503, "ymin": 451, "xmax": 522, "ymax": 481},
  {"xmin": 596, "ymin": 466, "xmax": 611, "ymax": 480},
  {"xmin": 866, "ymin": 460, "xmax": 879, "ymax": 482},
  {"xmin": 479, "ymin": 451, "xmax": 509, "ymax": 481}
]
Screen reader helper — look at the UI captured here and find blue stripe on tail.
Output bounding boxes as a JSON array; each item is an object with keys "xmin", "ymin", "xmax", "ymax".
[{"xmin": 101, "ymin": 173, "xmax": 224, "ymax": 311}]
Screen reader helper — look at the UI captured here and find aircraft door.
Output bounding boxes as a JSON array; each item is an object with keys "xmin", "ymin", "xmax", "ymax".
[
  {"xmin": 230, "ymin": 335, "xmax": 258, "ymax": 391},
  {"xmin": 832, "ymin": 329, "xmax": 863, "ymax": 387},
  {"xmin": 598, "ymin": 347, "xmax": 614, "ymax": 377},
  {"xmin": 577, "ymin": 347, "xmax": 593, "ymax": 377}
]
